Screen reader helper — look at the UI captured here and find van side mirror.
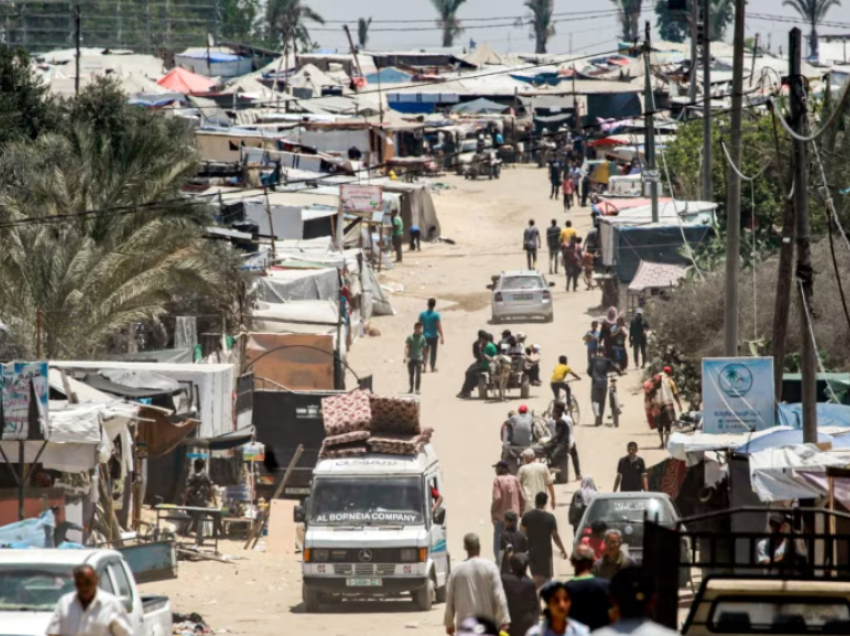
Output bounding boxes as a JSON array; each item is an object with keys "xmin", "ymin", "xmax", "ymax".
[
  {"xmin": 433, "ymin": 508, "xmax": 446, "ymax": 525},
  {"xmin": 294, "ymin": 505, "xmax": 305, "ymax": 523},
  {"xmin": 548, "ymin": 281, "xmax": 556, "ymax": 288}
]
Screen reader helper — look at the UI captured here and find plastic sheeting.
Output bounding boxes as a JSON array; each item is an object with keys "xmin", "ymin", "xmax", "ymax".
[
  {"xmin": 252, "ymin": 299, "xmax": 341, "ymax": 335},
  {"xmin": 749, "ymin": 444, "xmax": 850, "ymax": 502},
  {"xmin": 258, "ymin": 268, "xmax": 339, "ymax": 303},
  {"xmin": 777, "ymin": 402, "xmax": 850, "ymax": 429}
]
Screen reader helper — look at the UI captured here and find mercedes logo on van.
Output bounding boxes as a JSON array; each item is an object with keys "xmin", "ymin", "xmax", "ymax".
[{"xmin": 358, "ymin": 549, "xmax": 373, "ymax": 562}]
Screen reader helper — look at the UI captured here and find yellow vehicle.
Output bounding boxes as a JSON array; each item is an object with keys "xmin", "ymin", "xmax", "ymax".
[{"xmin": 682, "ymin": 577, "xmax": 850, "ymax": 635}]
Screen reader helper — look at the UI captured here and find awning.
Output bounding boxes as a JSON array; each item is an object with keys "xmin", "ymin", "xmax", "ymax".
[
  {"xmin": 749, "ymin": 444, "xmax": 850, "ymax": 502},
  {"xmin": 627, "ymin": 261, "xmax": 687, "ymax": 292},
  {"xmin": 72, "ymin": 372, "xmax": 181, "ymax": 399},
  {"xmin": 182, "ymin": 425, "xmax": 254, "ymax": 450}
]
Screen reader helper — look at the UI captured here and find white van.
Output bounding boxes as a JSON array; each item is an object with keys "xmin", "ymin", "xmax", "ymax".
[{"xmin": 296, "ymin": 443, "xmax": 449, "ymax": 612}]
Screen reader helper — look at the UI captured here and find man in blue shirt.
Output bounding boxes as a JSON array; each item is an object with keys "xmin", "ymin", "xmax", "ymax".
[{"xmin": 419, "ymin": 298, "xmax": 444, "ymax": 373}]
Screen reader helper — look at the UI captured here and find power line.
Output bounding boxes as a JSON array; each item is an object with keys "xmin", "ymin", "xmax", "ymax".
[{"xmin": 320, "ymin": 8, "xmax": 631, "ymax": 25}]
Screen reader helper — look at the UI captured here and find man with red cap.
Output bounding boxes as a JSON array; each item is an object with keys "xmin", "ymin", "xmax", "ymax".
[
  {"xmin": 503, "ymin": 405, "xmax": 534, "ymax": 448},
  {"xmin": 652, "ymin": 366, "xmax": 683, "ymax": 449}
]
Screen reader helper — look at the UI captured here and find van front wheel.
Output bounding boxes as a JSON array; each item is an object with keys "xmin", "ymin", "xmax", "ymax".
[
  {"xmin": 303, "ymin": 584, "xmax": 321, "ymax": 613},
  {"xmin": 413, "ymin": 579, "xmax": 434, "ymax": 611}
]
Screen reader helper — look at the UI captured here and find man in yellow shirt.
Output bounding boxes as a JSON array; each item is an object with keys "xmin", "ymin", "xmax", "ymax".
[
  {"xmin": 559, "ymin": 220, "xmax": 577, "ymax": 246},
  {"xmin": 550, "ymin": 355, "xmax": 582, "ymax": 404}
]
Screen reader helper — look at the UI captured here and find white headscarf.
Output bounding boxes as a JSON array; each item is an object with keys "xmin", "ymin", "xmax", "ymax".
[{"xmin": 579, "ymin": 475, "xmax": 598, "ymax": 505}]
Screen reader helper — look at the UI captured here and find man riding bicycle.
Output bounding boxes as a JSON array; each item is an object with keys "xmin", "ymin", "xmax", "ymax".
[{"xmin": 550, "ymin": 355, "xmax": 582, "ymax": 405}]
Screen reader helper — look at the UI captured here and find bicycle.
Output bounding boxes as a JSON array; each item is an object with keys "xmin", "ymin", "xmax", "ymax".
[{"xmin": 543, "ymin": 379, "xmax": 581, "ymax": 425}]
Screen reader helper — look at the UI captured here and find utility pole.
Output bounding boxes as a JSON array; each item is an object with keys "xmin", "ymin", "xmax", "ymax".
[
  {"xmin": 74, "ymin": 2, "xmax": 81, "ymax": 96},
  {"xmin": 702, "ymin": 0, "xmax": 712, "ymax": 201},
  {"xmin": 724, "ymin": 0, "xmax": 745, "ymax": 356},
  {"xmin": 689, "ymin": 0, "xmax": 698, "ymax": 102},
  {"xmin": 789, "ymin": 27, "xmax": 817, "ymax": 444},
  {"xmin": 643, "ymin": 21, "xmax": 659, "ymax": 223}
]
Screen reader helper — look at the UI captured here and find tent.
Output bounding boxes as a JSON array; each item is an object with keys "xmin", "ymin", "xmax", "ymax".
[
  {"xmin": 222, "ymin": 76, "xmax": 275, "ymax": 101},
  {"xmin": 463, "ymin": 43, "xmax": 507, "ymax": 67},
  {"xmin": 156, "ymin": 67, "xmax": 216, "ymax": 94},
  {"xmin": 627, "ymin": 261, "xmax": 687, "ymax": 293},
  {"xmin": 749, "ymin": 445, "xmax": 850, "ymax": 502},
  {"xmin": 450, "ymin": 97, "xmax": 508, "ymax": 115}
]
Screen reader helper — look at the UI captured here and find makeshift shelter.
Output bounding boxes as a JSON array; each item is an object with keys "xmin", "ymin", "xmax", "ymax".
[
  {"xmin": 252, "ymin": 300, "xmax": 342, "ymax": 336},
  {"xmin": 749, "ymin": 445, "xmax": 850, "ymax": 502},
  {"xmin": 221, "ymin": 76, "xmax": 275, "ymax": 101},
  {"xmin": 463, "ymin": 43, "xmax": 508, "ymax": 67},
  {"xmin": 156, "ymin": 67, "xmax": 216, "ymax": 94},
  {"xmin": 626, "ymin": 261, "xmax": 687, "ymax": 312},
  {"xmin": 450, "ymin": 97, "xmax": 508, "ymax": 114}
]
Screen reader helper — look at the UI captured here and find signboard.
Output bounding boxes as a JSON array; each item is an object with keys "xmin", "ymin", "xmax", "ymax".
[
  {"xmin": 702, "ymin": 357, "xmax": 775, "ymax": 434},
  {"xmin": 1, "ymin": 361, "xmax": 48, "ymax": 441},
  {"xmin": 339, "ymin": 184, "xmax": 383, "ymax": 216},
  {"xmin": 242, "ymin": 442, "xmax": 265, "ymax": 461}
]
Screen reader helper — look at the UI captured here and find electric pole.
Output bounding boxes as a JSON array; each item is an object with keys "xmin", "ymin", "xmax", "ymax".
[
  {"xmin": 74, "ymin": 2, "xmax": 81, "ymax": 95},
  {"xmin": 643, "ymin": 21, "xmax": 659, "ymax": 223},
  {"xmin": 689, "ymin": 0, "xmax": 698, "ymax": 102},
  {"xmin": 789, "ymin": 27, "xmax": 817, "ymax": 444},
  {"xmin": 724, "ymin": 0, "xmax": 745, "ymax": 356},
  {"xmin": 701, "ymin": 0, "xmax": 712, "ymax": 201}
]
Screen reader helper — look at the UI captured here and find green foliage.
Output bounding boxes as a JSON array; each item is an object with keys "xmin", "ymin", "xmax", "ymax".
[
  {"xmin": 525, "ymin": 0, "xmax": 555, "ymax": 54},
  {"xmin": 265, "ymin": 0, "xmax": 325, "ymax": 52},
  {"xmin": 611, "ymin": 0, "xmax": 643, "ymax": 43},
  {"xmin": 0, "ymin": 66, "xmax": 241, "ymax": 359},
  {"xmin": 654, "ymin": 0, "xmax": 734, "ymax": 43},
  {"xmin": 430, "ymin": 0, "xmax": 468, "ymax": 47},
  {"xmin": 221, "ymin": 0, "xmax": 262, "ymax": 43},
  {"xmin": 358, "ymin": 17, "xmax": 373, "ymax": 49},
  {"xmin": 0, "ymin": 47, "xmax": 59, "ymax": 147}
]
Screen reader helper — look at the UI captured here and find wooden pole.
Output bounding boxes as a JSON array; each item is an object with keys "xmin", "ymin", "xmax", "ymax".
[{"xmin": 244, "ymin": 444, "xmax": 303, "ymax": 550}]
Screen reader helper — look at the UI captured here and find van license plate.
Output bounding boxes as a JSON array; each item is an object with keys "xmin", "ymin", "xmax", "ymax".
[{"xmin": 346, "ymin": 578, "xmax": 382, "ymax": 587}]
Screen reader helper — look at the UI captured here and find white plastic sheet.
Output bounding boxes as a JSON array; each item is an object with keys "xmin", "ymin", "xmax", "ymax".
[{"xmin": 748, "ymin": 444, "xmax": 850, "ymax": 502}]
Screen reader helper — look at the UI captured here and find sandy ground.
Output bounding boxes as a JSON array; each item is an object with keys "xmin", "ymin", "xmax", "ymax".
[{"xmin": 145, "ymin": 165, "xmax": 674, "ymax": 635}]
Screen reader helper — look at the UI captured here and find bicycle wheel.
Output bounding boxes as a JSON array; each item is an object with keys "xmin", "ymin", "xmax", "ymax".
[
  {"xmin": 610, "ymin": 390, "xmax": 620, "ymax": 428},
  {"xmin": 568, "ymin": 395, "xmax": 581, "ymax": 425}
]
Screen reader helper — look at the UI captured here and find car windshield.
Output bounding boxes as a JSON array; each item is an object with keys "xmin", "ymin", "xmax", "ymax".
[
  {"xmin": 310, "ymin": 476, "xmax": 425, "ymax": 526},
  {"xmin": 585, "ymin": 497, "xmax": 674, "ymax": 525},
  {"xmin": 500, "ymin": 276, "xmax": 543, "ymax": 291},
  {"xmin": 710, "ymin": 598, "xmax": 850, "ymax": 634},
  {"xmin": 0, "ymin": 565, "xmax": 75, "ymax": 611}
]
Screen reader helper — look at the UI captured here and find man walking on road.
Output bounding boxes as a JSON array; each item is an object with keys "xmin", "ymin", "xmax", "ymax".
[
  {"xmin": 492, "ymin": 460, "xmax": 525, "ymax": 561},
  {"xmin": 629, "ymin": 308, "xmax": 650, "ymax": 369},
  {"xmin": 653, "ymin": 366, "xmax": 683, "ymax": 449},
  {"xmin": 444, "ymin": 533, "xmax": 510, "ymax": 635},
  {"xmin": 420, "ymin": 298, "xmax": 444, "ymax": 373},
  {"xmin": 546, "ymin": 219, "xmax": 561, "ymax": 274},
  {"xmin": 500, "ymin": 554, "xmax": 538, "ymax": 636},
  {"xmin": 565, "ymin": 546, "xmax": 611, "ymax": 631},
  {"xmin": 591, "ymin": 530, "xmax": 636, "ymax": 581},
  {"xmin": 522, "ymin": 492, "xmax": 568, "ymax": 589},
  {"xmin": 588, "ymin": 348, "xmax": 621, "ymax": 427},
  {"xmin": 583, "ymin": 321, "xmax": 600, "ymax": 369},
  {"xmin": 518, "ymin": 448, "xmax": 555, "ymax": 513},
  {"xmin": 613, "ymin": 442, "xmax": 648, "ymax": 492},
  {"xmin": 391, "ymin": 209, "xmax": 404, "ymax": 263},
  {"xmin": 404, "ymin": 322, "xmax": 427, "ymax": 395},
  {"xmin": 523, "ymin": 219, "xmax": 541, "ymax": 270},
  {"xmin": 549, "ymin": 157, "xmax": 563, "ymax": 200}
]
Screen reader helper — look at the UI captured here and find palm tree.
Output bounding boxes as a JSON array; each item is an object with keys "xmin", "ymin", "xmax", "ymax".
[
  {"xmin": 265, "ymin": 0, "xmax": 325, "ymax": 52},
  {"xmin": 525, "ymin": 0, "xmax": 555, "ymax": 54},
  {"xmin": 357, "ymin": 17, "xmax": 372, "ymax": 49},
  {"xmin": 0, "ymin": 91, "xmax": 226, "ymax": 358},
  {"xmin": 611, "ymin": 0, "xmax": 643, "ymax": 42},
  {"xmin": 430, "ymin": 0, "xmax": 467, "ymax": 47},
  {"xmin": 783, "ymin": 0, "xmax": 842, "ymax": 61}
]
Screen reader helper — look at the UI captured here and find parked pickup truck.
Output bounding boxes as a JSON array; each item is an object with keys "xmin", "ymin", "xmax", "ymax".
[
  {"xmin": 682, "ymin": 576, "xmax": 850, "ymax": 635},
  {"xmin": 0, "ymin": 549, "xmax": 173, "ymax": 636}
]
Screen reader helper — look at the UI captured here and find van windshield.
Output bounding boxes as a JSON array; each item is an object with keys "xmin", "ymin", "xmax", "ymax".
[{"xmin": 310, "ymin": 477, "xmax": 425, "ymax": 526}]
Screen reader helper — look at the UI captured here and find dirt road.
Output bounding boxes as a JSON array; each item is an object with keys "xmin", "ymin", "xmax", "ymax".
[{"xmin": 146, "ymin": 165, "xmax": 672, "ymax": 635}]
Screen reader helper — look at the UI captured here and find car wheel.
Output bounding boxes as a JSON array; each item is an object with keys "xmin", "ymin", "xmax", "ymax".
[
  {"xmin": 413, "ymin": 578, "xmax": 434, "ymax": 611},
  {"xmin": 478, "ymin": 376, "xmax": 488, "ymax": 400},
  {"xmin": 303, "ymin": 584, "xmax": 321, "ymax": 613}
]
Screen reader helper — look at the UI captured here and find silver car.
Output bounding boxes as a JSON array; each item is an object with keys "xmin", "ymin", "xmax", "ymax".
[{"xmin": 490, "ymin": 271, "xmax": 554, "ymax": 323}]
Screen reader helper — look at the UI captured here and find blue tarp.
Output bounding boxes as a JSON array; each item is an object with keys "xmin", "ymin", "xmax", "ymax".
[
  {"xmin": 180, "ymin": 51, "xmax": 241, "ymax": 63},
  {"xmin": 777, "ymin": 402, "xmax": 850, "ymax": 429},
  {"xmin": 0, "ymin": 510, "xmax": 55, "ymax": 548}
]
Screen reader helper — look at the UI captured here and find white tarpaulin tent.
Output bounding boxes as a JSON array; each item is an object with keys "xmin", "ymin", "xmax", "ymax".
[
  {"xmin": 667, "ymin": 428, "xmax": 791, "ymax": 464},
  {"xmin": 749, "ymin": 444, "xmax": 850, "ymax": 502}
]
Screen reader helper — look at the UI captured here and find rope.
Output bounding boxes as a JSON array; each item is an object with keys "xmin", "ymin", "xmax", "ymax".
[
  {"xmin": 768, "ymin": 74, "xmax": 850, "ymax": 142},
  {"xmin": 719, "ymin": 138, "xmax": 774, "ymax": 182}
]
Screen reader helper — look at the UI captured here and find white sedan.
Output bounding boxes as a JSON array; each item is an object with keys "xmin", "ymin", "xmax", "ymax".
[{"xmin": 490, "ymin": 271, "xmax": 554, "ymax": 323}]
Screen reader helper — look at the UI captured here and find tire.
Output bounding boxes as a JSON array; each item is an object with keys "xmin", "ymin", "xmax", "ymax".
[
  {"xmin": 544, "ymin": 313, "xmax": 554, "ymax": 323},
  {"xmin": 435, "ymin": 563, "xmax": 448, "ymax": 604},
  {"xmin": 413, "ymin": 578, "xmax": 434, "ymax": 611},
  {"xmin": 610, "ymin": 391, "xmax": 620, "ymax": 428},
  {"xmin": 569, "ymin": 396, "xmax": 581, "ymax": 426},
  {"xmin": 478, "ymin": 376, "xmax": 488, "ymax": 400},
  {"xmin": 303, "ymin": 584, "xmax": 321, "ymax": 613},
  {"xmin": 520, "ymin": 377, "xmax": 530, "ymax": 399}
]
